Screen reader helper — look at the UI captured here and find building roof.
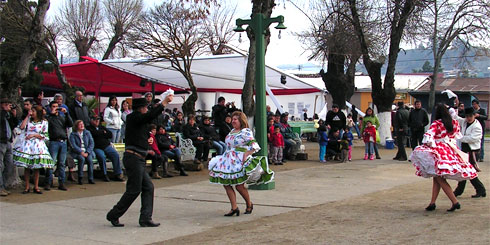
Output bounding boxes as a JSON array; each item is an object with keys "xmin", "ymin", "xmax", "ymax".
[{"xmin": 415, "ymin": 77, "xmax": 490, "ymax": 94}]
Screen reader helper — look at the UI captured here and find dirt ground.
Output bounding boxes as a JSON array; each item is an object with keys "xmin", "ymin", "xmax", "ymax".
[{"xmin": 3, "ymin": 140, "xmax": 489, "ymax": 245}]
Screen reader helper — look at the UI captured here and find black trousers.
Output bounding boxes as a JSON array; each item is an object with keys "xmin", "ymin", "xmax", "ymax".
[
  {"xmin": 410, "ymin": 130, "xmax": 424, "ymax": 150},
  {"xmin": 193, "ymin": 141, "xmax": 210, "ymax": 161},
  {"xmin": 454, "ymin": 150, "xmax": 486, "ymax": 195},
  {"xmin": 107, "ymin": 152, "xmax": 154, "ymax": 221},
  {"xmin": 395, "ymin": 131, "xmax": 407, "ymax": 160}
]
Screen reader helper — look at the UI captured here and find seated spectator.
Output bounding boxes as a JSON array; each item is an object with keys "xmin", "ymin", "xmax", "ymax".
[
  {"xmin": 201, "ymin": 116, "xmax": 226, "ymax": 155},
  {"xmin": 219, "ymin": 114, "xmax": 233, "ymax": 142},
  {"xmin": 148, "ymin": 124, "xmax": 171, "ymax": 178},
  {"xmin": 279, "ymin": 113, "xmax": 301, "ymax": 160},
  {"xmin": 44, "ymin": 101, "xmax": 73, "ymax": 191},
  {"xmin": 155, "ymin": 126, "xmax": 187, "ymax": 176},
  {"xmin": 69, "ymin": 120, "xmax": 95, "ymax": 185},
  {"xmin": 86, "ymin": 115, "xmax": 124, "ymax": 182},
  {"xmin": 183, "ymin": 114, "xmax": 210, "ymax": 164},
  {"xmin": 326, "ymin": 129, "xmax": 341, "ymax": 161},
  {"xmin": 171, "ymin": 112, "xmax": 185, "ymax": 133}
]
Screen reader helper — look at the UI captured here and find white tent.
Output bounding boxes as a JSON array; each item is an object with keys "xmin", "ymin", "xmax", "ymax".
[{"xmin": 102, "ymin": 54, "xmax": 324, "ymax": 118}]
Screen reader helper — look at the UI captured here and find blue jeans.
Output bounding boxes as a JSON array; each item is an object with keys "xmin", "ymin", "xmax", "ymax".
[
  {"xmin": 365, "ymin": 142, "xmax": 374, "ymax": 155},
  {"xmin": 163, "ymin": 148, "xmax": 181, "ymax": 162},
  {"xmin": 350, "ymin": 123, "xmax": 361, "ymax": 139},
  {"xmin": 212, "ymin": 141, "xmax": 226, "ymax": 155},
  {"xmin": 94, "ymin": 146, "xmax": 123, "ymax": 175},
  {"xmin": 72, "ymin": 153, "xmax": 94, "ymax": 181},
  {"xmin": 480, "ymin": 137, "xmax": 485, "ymax": 160},
  {"xmin": 107, "ymin": 128, "xmax": 121, "ymax": 143},
  {"xmin": 319, "ymin": 145, "xmax": 326, "ymax": 161},
  {"xmin": 0, "ymin": 142, "xmax": 14, "ymax": 190},
  {"xmin": 46, "ymin": 141, "xmax": 67, "ymax": 185}
]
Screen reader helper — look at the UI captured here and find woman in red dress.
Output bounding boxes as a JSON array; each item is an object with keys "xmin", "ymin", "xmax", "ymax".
[{"xmin": 411, "ymin": 104, "xmax": 477, "ymax": 212}]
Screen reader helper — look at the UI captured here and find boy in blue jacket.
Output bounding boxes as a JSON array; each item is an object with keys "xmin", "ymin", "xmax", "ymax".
[{"xmin": 318, "ymin": 125, "xmax": 328, "ymax": 163}]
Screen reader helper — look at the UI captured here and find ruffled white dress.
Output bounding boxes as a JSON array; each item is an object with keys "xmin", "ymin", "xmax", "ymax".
[
  {"xmin": 208, "ymin": 128, "xmax": 274, "ymax": 186},
  {"xmin": 13, "ymin": 120, "xmax": 54, "ymax": 169}
]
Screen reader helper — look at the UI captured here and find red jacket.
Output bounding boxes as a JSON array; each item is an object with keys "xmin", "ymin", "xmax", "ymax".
[
  {"xmin": 269, "ymin": 132, "xmax": 285, "ymax": 147},
  {"xmin": 362, "ymin": 125, "xmax": 376, "ymax": 143},
  {"xmin": 149, "ymin": 134, "xmax": 161, "ymax": 155}
]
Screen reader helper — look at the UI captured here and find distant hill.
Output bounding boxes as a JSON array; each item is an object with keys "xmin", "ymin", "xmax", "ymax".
[{"xmin": 278, "ymin": 46, "xmax": 490, "ymax": 77}]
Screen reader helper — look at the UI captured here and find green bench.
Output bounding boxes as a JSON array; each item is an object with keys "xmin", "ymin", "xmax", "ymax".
[{"xmin": 289, "ymin": 121, "xmax": 317, "ymax": 135}]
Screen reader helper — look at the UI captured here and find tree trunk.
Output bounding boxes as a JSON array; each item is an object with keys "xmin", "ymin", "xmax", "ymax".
[
  {"xmin": 428, "ymin": 57, "xmax": 441, "ymax": 115},
  {"xmin": 182, "ymin": 75, "xmax": 197, "ymax": 116},
  {"xmin": 345, "ymin": 55, "xmax": 359, "ymax": 102},
  {"xmin": 6, "ymin": 0, "xmax": 50, "ymax": 188},
  {"xmin": 320, "ymin": 52, "xmax": 348, "ymax": 109},
  {"xmin": 102, "ymin": 35, "xmax": 121, "ymax": 60}
]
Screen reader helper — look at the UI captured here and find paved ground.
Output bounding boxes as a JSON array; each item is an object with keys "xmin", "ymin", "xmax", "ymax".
[{"xmin": 1, "ymin": 141, "xmax": 489, "ymax": 244}]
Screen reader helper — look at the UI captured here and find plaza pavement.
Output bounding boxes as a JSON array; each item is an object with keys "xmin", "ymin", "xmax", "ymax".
[{"xmin": 0, "ymin": 143, "xmax": 487, "ymax": 245}]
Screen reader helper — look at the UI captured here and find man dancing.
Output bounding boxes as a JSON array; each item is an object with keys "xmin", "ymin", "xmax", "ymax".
[{"xmin": 106, "ymin": 93, "xmax": 173, "ymax": 227}]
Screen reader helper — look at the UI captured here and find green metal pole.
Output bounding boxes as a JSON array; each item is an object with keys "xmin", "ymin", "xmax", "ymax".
[{"xmin": 252, "ymin": 13, "xmax": 267, "ymax": 157}]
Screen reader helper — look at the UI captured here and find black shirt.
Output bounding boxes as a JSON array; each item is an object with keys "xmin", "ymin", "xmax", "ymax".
[
  {"xmin": 125, "ymin": 104, "xmax": 165, "ymax": 157},
  {"xmin": 47, "ymin": 112, "xmax": 73, "ymax": 141},
  {"xmin": 86, "ymin": 124, "xmax": 112, "ymax": 150}
]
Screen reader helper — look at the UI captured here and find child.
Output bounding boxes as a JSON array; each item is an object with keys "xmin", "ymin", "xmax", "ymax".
[
  {"xmin": 326, "ymin": 129, "xmax": 341, "ymax": 161},
  {"xmin": 269, "ymin": 125, "xmax": 285, "ymax": 165},
  {"xmin": 339, "ymin": 134, "xmax": 350, "ymax": 163},
  {"xmin": 362, "ymin": 121, "xmax": 376, "ymax": 160},
  {"xmin": 318, "ymin": 125, "xmax": 328, "ymax": 163},
  {"xmin": 148, "ymin": 124, "xmax": 171, "ymax": 178},
  {"xmin": 343, "ymin": 126, "xmax": 354, "ymax": 161}
]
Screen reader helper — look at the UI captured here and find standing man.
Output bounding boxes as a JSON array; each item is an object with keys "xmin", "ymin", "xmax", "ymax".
[
  {"xmin": 0, "ymin": 98, "xmax": 18, "ymax": 196},
  {"xmin": 457, "ymin": 103, "xmax": 465, "ymax": 118},
  {"xmin": 87, "ymin": 115, "xmax": 125, "ymax": 182},
  {"xmin": 47, "ymin": 93, "xmax": 69, "ymax": 116},
  {"xmin": 453, "ymin": 108, "xmax": 486, "ymax": 198},
  {"xmin": 212, "ymin": 97, "xmax": 237, "ymax": 128},
  {"xmin": 408, "ymin": 100, "xmax": 429, "ymax": 150},
  {"xmin": 44, "ymin": 101, "xmax": 73, "ymax": 191},
  {"xmin": 144, "ymin": 92, "xmax": 153, "ymax": 111},
  {"xmin": 69, "ymin": 90, "xmax": 91, "ymax": 127},
  {"xmin": 325, "ymin": 104, "xmax": 346, "ymax": 137},
  {"xmin": 472, "ymin": 100, "xmax": 487, "ymax": 162},
  {"xmin": 107, "ymin": 93, "xmax": 173, "ymax": 228},
  {"xmin": 393, "ymin": 101, "xmax": 409, "ymax": 161}
]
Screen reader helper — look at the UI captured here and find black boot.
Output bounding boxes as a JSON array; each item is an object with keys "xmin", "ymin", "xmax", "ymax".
[
  {"xmin": 453, "ymin": 180, "xmax": 466, "ymax": 197},
  {"xmin": 162, "ymin": 162, "xmax": 173, "ymax": 178}
]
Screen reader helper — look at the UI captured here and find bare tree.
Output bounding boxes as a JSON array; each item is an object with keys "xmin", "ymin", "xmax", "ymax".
[
  {"xmin": 43, "ymin": 22, "xmax": 69, "ymax": 87},
  {"xmin": 420, "ymin": 0, "xmax": 490, "ymax": 113},
  {"xmin": 129, "ymin": 2, "xmax": 207, "ymax": 116},
  {"xmin": 102, "ymin": 0, "xmax": 143, "ymax": 60},
  {"xmin": 203, "ymin": 2, "xmax": 237, "ymax": 55},
  {"xmin": 298, "ymin": 0, "xmax": 361, "ymax": 109},
  {"xmin": 56, "ymin": 0, "xmax": 104, "ymax": 61},
  {"xmin": 347, "ymin": 0, "xmax": 421, "ymax": 145}
]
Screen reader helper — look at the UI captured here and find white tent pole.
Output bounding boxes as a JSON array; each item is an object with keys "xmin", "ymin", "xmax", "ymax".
[{"xmin": 265, "ymin": 84, "xmax": 284, "ymax": 114}]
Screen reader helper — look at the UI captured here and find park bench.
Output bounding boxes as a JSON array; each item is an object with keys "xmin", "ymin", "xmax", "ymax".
[{"xmin": 289, "ymin": 121, "xmax": 317, "ymax": 141}]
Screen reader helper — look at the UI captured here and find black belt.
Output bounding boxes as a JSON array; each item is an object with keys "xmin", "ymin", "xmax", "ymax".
[{"xmin": 125, "ymin": 149, "xmax": 145, "ymax": 159}]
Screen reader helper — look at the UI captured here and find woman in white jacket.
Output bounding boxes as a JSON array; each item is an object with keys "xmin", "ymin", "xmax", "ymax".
[
  {"xmin": 453, "ymin": 107, "xmax": 486, "ymax": 198},
  {"xmin": 103, "ymin": 95, "xmax": 122, "ymax": 143}
]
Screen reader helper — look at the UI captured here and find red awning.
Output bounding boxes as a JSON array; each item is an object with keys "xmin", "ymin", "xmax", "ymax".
[{"xmin": 41, "ymin": 57, "xmax": 182, "ymax": 94}]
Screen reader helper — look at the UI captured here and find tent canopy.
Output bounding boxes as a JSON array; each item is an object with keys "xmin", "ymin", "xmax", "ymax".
[
  {"xmin": 42, "ymin": 54, "xmax": 321, "ymax": 95},
  {"xmin": 41, "ymin": 57, "xmax": 181, "ymax": 95}
]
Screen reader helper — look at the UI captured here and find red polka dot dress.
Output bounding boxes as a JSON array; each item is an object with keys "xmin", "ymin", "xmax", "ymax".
[{"xmin": 411, "ymin": 119, "xmax": 477, "ymax": 181}]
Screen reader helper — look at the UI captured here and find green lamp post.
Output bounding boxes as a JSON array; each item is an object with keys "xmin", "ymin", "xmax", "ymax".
[{"xmin": 234, "ymin": 14, "xmax": 286, "ymax": 190}]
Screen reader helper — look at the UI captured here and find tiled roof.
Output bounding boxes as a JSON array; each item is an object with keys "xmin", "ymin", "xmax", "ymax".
[{"xmin": 416, "ymin": 77, "xmax": 490, "ymax": 93}]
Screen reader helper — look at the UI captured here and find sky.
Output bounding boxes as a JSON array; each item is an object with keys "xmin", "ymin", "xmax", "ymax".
[{"xmin": 47, "ymin": 0, "xmax": 316, "ymax": 68}]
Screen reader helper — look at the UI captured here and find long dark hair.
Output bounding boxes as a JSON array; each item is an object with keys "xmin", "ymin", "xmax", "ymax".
[
  {"xmin": 107, "ymin": 95, "xmax": 119, "ymax": 110},
  {"xmin": 434, "ymin": 103, "xmax": 453, "ymax": 133},
  {"xmin": 365, "ymin": 107, "xmax": 374, "ymax": 116}
]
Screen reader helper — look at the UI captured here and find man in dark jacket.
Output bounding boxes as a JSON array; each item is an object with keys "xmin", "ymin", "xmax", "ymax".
[
  {"xmin": 325, "ymin": 104, "xmax": 346, "ymax": 137},
  {"xmin": 155, "ymin": 125, "xmax": 187, "ymax": 176},
  {"xmin": 69, "ymin": 90, "xmax": 90, "ymax": 126},
  {"xmin": 171, "ymin": 112, "xmax": 185, "ymax": 133},
  {"xmin": 212, "ymin": 97, "xmax": 237, "ymax": 127},
  {"xmin": 87, "ymin": 115, "xmax": 124, "ymax": 182},
  {"xmin": 201, "ymin": 116, "xmax": 226, "ymax": 155},
  {"xmin": 394, "ymin": 101, "xmax": 410, "ymax": 161},
  {"xmin": 472, "ymin": 100, "xmax": 487, "ymax": 161},
  {"xmin": 408, "ymin": 100, "xmax": 429, "ymax": 150},
  {"xmin": 0, "ymin": 98, "xmax": 18, "ymax": 196},
  {"xmin": 183, "ymin": 115, "xmax": 210, "ymax": 164},
  {"xmin": 106, "ymin": 95, "xmax": 173, "ymax": 228},
  {"xmin": 44, "ymin": 101, "xmax": 73, "ymax": 191},
  {"xmin": 219, "ymin": 114, "xmax": 233, "ymax": 142}
]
